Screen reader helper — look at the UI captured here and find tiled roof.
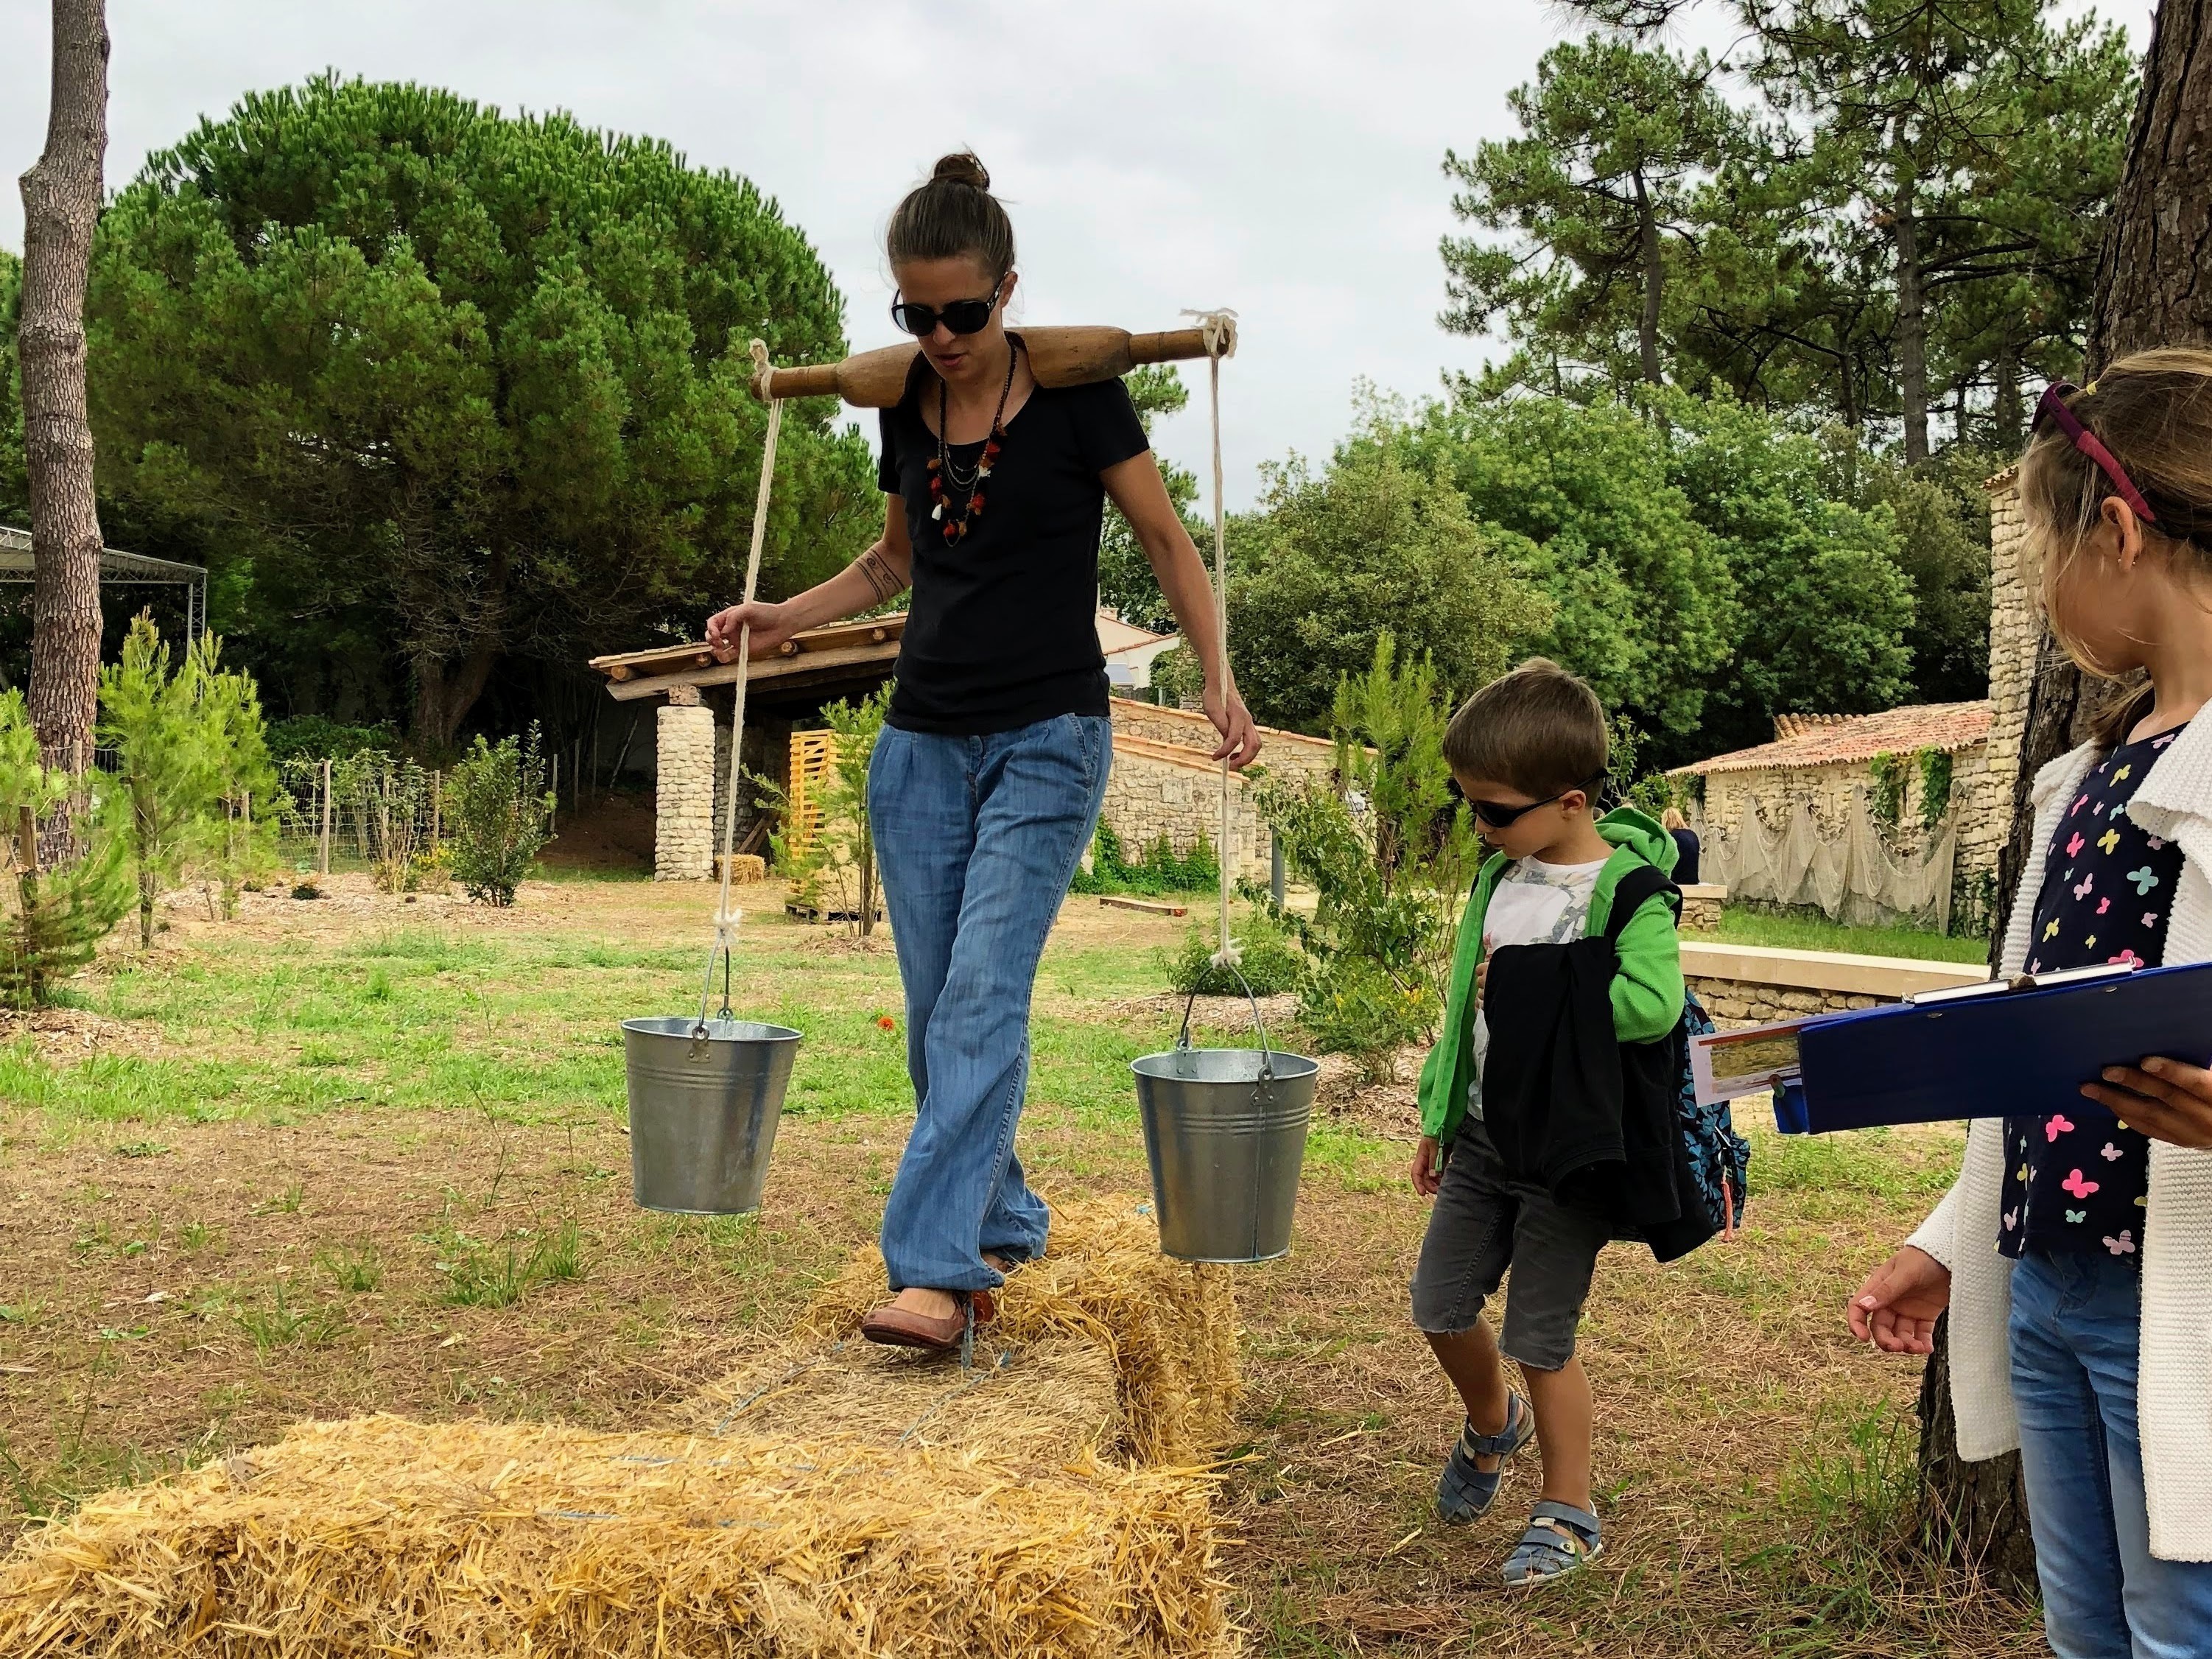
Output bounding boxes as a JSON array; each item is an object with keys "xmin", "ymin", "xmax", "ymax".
[{"xmin": 1673, "ymin": 700, "xmax": 1993, "ymax": 776}]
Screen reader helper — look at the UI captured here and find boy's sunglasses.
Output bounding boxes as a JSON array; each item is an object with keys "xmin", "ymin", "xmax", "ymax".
[
  {"xmin": 1470, "ymin": 772, "xmax": 1608, "ymax": 831},
  {"xmin": 2032, "ymin": 382, "xmax": 2160, "ymax": 525},
  {"xmin": 890, "ymin": 279, "xmax": 1004, "ymax": 338}
]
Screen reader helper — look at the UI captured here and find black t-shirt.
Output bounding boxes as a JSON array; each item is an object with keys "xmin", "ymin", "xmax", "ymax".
[{"xmin": 877, "ymin": 361, "xmax": 1148, "ymax": 734}]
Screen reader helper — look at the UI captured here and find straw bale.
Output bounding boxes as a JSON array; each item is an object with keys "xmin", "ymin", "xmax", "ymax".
[
  {"xmin": 797, "ymin": 1197, "xmax": 1240, "ymax": 1466},
  {"xmin": 684, "ymin": 1333, "xmax": 1123, "ymax": 1462},
  {"xmin": 0, "ymin": 1414, "xmax": 1234, "ymax": 1658}
]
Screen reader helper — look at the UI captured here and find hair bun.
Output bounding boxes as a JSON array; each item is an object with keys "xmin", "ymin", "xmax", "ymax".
[{"xmin": 931, "ymin": 152, "xmax": 991, "ymax": 192}]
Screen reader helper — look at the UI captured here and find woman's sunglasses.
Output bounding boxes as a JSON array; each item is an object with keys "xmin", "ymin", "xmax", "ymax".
[
  {"xmin": 890, "ymin": 279, "xmax": 1004, "ymax": 339},
  {"xmin": 1469, "ymin": 773, "xmax": 1608, "ymax": 831}
]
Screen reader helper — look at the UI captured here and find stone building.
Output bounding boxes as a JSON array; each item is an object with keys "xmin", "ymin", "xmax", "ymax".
[{"xmin": 1100, "ymin": 701, "xmax": 1338, "ymax": 880}]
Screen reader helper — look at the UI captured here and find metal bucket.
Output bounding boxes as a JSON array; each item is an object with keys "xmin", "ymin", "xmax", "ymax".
[
  {"xmin": 1131, "ymin": 980, "xmax": 1319, "ymax": 1263},
  {"xmin": 622, "ymin": 1016, "xmax": 802, "ymax": 1215}
]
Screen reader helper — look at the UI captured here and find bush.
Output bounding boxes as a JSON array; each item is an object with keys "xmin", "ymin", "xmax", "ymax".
[
  {"xmin": 446, "ymin": 726, "xmax": 553, "ymax": 906},
  {"xmin": 1251, "ymin": 634, "xmax": 1478, "ymax": 1078},
  {"xmin": 1070, "ymin": 821, "xmax": 1219, "ymax": 896},
  {"xmin": 1159, "ymin": 911, "xmax": 1304, "ymax": 997},
  {"xmin": 0, "ymin": 691, "xmax": 132, "ymax": 1009},
  {"xmin": 265, "ymin": 716, "xmax": 400, "ymax": 767}
]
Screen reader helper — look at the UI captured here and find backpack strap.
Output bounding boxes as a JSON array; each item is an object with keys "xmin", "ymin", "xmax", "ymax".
[{"xmin": 1601, "ymin": 862, "xmax": 1681, "ymax": 951}]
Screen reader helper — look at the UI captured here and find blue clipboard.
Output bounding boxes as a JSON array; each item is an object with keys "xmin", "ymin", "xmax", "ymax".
[{"xmin": 1792, "ymin": 959, "xmax": 2212, "ymax": 1132}]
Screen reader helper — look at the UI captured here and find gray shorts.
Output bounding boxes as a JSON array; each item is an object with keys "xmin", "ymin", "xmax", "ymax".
[{"xmin": 1409, "ymin": 1116, "xmax": 1609, "ymax": 1370}]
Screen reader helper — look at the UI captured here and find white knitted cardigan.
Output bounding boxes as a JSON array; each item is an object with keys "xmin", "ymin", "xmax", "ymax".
[{"xmin": 1907, "ymin": 712, "xmax": 2212, "ymax": 1562}]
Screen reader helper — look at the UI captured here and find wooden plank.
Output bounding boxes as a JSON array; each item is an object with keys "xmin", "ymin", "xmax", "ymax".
[
  {"xmin": 603, "ymin": 639, "xmax": 902, "ymax": 702},
  {"xmin": 589, "ymin": 614, "xmax": 906, "ymax": 680},
  {"xmin": 1098, "ymin": 896, "xmax": 1188, "ymax": 917}
]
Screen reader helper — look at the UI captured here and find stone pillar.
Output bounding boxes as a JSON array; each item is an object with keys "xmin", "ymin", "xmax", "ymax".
[
  {"xmin": 654, "ymin": 690, "xmax": 715, "ymax": 880},
  {"xmin": 1957, "ymin": 466, "xmax": 2036, "ymax": 925}
]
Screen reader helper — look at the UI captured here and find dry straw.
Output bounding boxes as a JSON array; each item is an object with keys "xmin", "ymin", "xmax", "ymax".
[
  {"xmin": 0, "ymin": 1196, "xmax": 1247, "ymax": 1656},
  {"xmin": 0, "ymin": 1416, "xmax": 1232, "ymax": 1658},
  {"xmin": 799, "ymin": 1196, "xmax": 1240, "ymax": 1466}
]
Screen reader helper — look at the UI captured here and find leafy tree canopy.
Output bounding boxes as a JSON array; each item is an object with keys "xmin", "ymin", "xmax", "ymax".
[
  {"xmin": 1380, "ymin": 391, "xmax": 1737, "ymax": 740},
  {"xmin": 1097, "ymin": 364, "xmax": 1205, "ymax": 633},
  {"xmin": 85, "ymin": 76, "xmax": 878, "ymax": 744},
  {"xmin": 1224, "ymin": 439, "xmax": 1552, "ymax": 734}
]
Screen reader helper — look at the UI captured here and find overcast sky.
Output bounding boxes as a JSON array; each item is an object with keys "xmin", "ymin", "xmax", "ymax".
[{"xmin": 1, "ymin": 0, "xmax": 2151, "ymax": 509}]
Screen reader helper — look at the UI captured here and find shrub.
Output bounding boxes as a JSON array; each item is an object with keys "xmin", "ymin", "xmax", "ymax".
[
  {"xmin": 1252, "ymin": 634, "xmax": 1479, "ymax": 1078},
  {"xmin": 1070, "ymin": 821, "xmax": 1219, "ymax": 897},
  {"xmin": 446, "ymin": 726, "xmax": 554, "ymax": 906},
  {"xmin": 1159, "ymin": 911, "xmax": 1305, "ymax": 997},
  {"xmin": 265, "ymin": 716, "xmax": 398, "ymax": 766},
  {"xmin": 768, "ymin": 687, "xmax": 889, "ymax": 935}
]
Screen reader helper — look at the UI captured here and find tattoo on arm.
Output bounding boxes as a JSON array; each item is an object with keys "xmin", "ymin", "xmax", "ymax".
[{"xmin": 854, "ymin": 547, "xmax": 907, "ymax": 603}]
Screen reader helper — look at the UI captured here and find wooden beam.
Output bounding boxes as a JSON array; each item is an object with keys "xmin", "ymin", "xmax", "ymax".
[{"xmin": 602, "ymin": 638, "xmax": 902, "ymax": 702}]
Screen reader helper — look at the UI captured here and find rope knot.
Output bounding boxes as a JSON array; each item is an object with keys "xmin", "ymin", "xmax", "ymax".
[
  {"xmin": 1181, "ymin": 308, "xmax": 1239, "ymax": 360},
  {"xmin": 748, "ymin": 337, "xmax": 775, "ymax": 403},
  {"xmin": 712, "ymin": 905, "xmax": 744, "ymax": 954},
  {"xmin": 1208, "ymin": 939, "xmax": 1244, "ymax": 971}
]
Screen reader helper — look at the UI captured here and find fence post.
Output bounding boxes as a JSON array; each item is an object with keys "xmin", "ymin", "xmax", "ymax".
[
  {"xmin": 432, "ymin": 771, "xmax": 442, "ymax": 850},
  {"xmin": 318, "ymin": 759, "xmax": 332, "ymax": 876},
  {"xmin": 1271, "ymin": 838, "xmax": 1285, "ymax": 910},
  {"xmin": 551, "ymin": 755, "xmax": 560, "ymax": 830}
]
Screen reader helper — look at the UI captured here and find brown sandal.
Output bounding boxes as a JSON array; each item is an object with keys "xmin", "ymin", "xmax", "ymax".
[{"xmin": 860, "ymin": 1288, "xmax": 997, "ymax": 1352}]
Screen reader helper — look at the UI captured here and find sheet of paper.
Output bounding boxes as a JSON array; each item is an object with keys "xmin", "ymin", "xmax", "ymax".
[{"xmin": 1690, "ymin": 1016, "xmax": 1809, "ymax": 1106}]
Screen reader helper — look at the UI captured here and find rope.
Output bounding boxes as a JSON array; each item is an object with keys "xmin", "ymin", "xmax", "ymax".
[
  {"xmin": 1182, "ymin": 309, "xmax": 1240, "ymax": 970},
  {"xmin": 698, "ymin": 341, "xmax": 784, "ymax": 1031}
]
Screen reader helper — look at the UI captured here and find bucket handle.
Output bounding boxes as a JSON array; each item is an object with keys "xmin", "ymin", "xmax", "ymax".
[
  {"xmin": 1175, "ymin": 964, "xmax": 1277, "ymax": 1084},
  {"xmin": 691, "ymin": 941, "xmax": 736, "ymax": 1053}
]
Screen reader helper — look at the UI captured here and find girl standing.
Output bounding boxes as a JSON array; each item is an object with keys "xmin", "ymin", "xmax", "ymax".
[
  {"xmin": 1849, "ymin": 350, "xmax": 2212, "ymax": 1658},
  {"xmin": 707, "ymin": 153, "xmax": 1258, "ymax": 1350}
]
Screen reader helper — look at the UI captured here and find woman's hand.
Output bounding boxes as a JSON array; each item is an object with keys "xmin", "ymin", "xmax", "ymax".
[
  {"xmin": 1205, "ymin": 681, "xmax": 1262, "ymax": 771},
  {"xmin": 1847, "ymin": 1245, "xmax": 1951, "ymax": 1355},
  {"xmin": 2081, "ymin": 1056, "xmax": 2212, "ymax": 1148},
  {"xmin": 704, "ymin": 600, "xmax": 796, "ymax": 663},
  {"xmin": 1411, "ymin": 1134, "xmax": 1443, "ymax": 1199}
]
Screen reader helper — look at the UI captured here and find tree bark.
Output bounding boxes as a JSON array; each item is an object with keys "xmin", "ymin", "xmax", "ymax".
[
  {"xmin": 1634, "ymin": 167, "xmax": 1663, "ymax": 385},
  {"xmin": 1893, "ymin": 171, "xmax": 1930, "ymax": 465},
  {"xmin": 1919, "ymin": 0, "xmax": 2212, "ymax": 1590},
  {"xmin": 412, "ymin": 643, "xmax": 500, "ymax": 751},
  {"xmin": 17, "ymin": 0, "xmax": 109, "ymax": 797},
  {"xmin": 2089, "ymin": 0, "xmax": 2212, "ymax": 366}
]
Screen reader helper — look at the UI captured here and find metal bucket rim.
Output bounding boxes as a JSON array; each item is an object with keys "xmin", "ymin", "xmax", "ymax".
[
  {"xmin": 1131, "ymin": 1047, "xmax": 1319, "ymax": 1083},
  {"xmin": 622, "ymin": 1015, "xmax": 804, "ymax": 1045}
]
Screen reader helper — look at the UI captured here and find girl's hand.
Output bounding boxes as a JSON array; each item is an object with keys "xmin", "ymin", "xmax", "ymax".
[
  {"xmin": 2081, "ymin": 1056, "xmax": 2212, "ymax": 1148},
  {"xmin": 1847, "ymin": 1245, "xmax": 1951, "ymax": 1355},
  {"xmin": 705, "ymin": 600, "xmax": 795, "ymax": 663},
  {"xmin": 1411, "ymin": 1135, "xmax": 1443, "ymax": 1199},
  {"xmin": 1204, "ymin": 681, "xmax": 1262, "ymax": 771}
]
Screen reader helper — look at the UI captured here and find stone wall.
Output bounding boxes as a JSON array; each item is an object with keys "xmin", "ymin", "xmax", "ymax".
[
  {"xmin": 1101, "ymin": 737, "xmax": 1271, "ymax": 878},
  {"xmin": 1106, "ymin": 699, "xmax": 1339, "ymax": 784},
  {"xmin": 1978, "ymin": 468, "xmax": 2036, "ymax": 905},
  {"xmin": 653, "ymin": 701, "xmax": 717, "ymax": 880},
  {"xmin": 1689, "ymin": 976, "xmax": 1888, "ymax": 1026}
]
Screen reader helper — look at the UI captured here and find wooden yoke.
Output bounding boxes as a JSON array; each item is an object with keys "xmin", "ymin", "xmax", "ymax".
[{"xmin": 749, "ymin": 321, "xmax": 1237, "ymax": 407}]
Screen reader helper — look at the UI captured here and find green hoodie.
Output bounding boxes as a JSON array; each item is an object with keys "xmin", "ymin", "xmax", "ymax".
[{"xmin": 1416, "ymin": 806, "xmax": 1686, "ymax": 1146}]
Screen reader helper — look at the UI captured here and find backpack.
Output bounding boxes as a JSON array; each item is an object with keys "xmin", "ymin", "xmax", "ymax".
[{"xmin": 1602, "ymin": 863, "xmax": 1751, "ymax": 1242}]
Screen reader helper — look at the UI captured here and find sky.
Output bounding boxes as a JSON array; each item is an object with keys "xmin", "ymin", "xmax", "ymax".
[{"xmin": 1, "ymin": 0, "xmax": 2153, "ymax": 510}]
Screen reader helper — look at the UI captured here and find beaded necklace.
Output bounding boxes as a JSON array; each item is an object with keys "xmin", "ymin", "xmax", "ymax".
[{"xmin": 927, "ymin": 340, "xmax": 1019, "ymax": 545}]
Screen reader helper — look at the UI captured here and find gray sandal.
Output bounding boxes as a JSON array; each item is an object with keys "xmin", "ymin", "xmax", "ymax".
[
  {"xmin": 1501, "ymin": 1500, "xmax": 1602, "ymax": 1585},
  {"xmin": 1435, "ymin": 1392, "xmax": 1536, "ymax": 1524}
]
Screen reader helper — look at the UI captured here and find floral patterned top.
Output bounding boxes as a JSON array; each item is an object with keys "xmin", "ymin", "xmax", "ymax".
[{"xmin": 1999, "ymin": 722, "xmax": 2188, "ymax": 1264}]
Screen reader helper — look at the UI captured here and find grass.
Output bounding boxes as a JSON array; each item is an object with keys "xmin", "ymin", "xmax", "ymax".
[
  {"xmin": 1690, "ymin": 904, "xmax": 1992, "ymax": 964},
  {"xmin": 0, "ymin": 871, "xmax": 2037, "ymax": 1658}
]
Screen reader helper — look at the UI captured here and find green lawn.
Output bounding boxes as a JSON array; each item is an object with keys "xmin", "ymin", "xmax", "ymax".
[
  {"xmin": 0, "ymin": 876, "xmax": 2036, "ymax": 1658},
  {"xmin": 1690, "ymin": 903, "xmax": 1992, "ymax": 964}
]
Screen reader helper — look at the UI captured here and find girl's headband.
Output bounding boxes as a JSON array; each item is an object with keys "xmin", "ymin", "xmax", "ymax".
[{"xmin": 2033, "ymin": 382, "xmax": 2159, "ymax": 524}]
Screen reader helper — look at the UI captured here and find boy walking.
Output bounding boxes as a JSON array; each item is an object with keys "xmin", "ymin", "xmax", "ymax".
[{"xmin": 1408, "ymin": 659, "xmax": 1685, "ymax": 1585}]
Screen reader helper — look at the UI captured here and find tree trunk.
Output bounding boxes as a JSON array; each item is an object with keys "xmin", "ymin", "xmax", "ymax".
[
  {"xmin": 412, "ymin": 644, "xmax": 500, "ymax": 750},
  {"xmin": 1918, "ymin": 1313, "xmax": 2039, "ymax": 1585},
  {"xmin": 1893, "ymin": 172, "xmax": 1930, "ymax": 465},
  {"xmin": 17, "ymin": 0, "xmax": 110, "ymax": 824},
  {"xmin": 1920, "ymin": 0, "xmax": 2212, "ymax": 1589},
  {"xmin": 2089, "ymin": 0, "xmax": 2212, "ymax": 367},
  {"xmin": 1634, "ymin": 167, "xmax": 1663, "ymax": 385}
]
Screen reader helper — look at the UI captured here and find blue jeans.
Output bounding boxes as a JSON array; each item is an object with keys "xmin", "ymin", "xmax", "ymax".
[
  {"xmin": 2009, "ymin": 1249, "xmax": 2212, "ymax": 1659},
  {"xmin": 867, "ymin": 714, "xmax": 1111, "ymax": 1293}
]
